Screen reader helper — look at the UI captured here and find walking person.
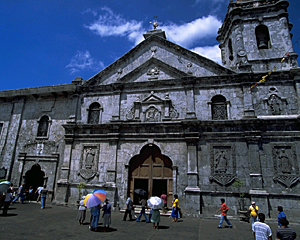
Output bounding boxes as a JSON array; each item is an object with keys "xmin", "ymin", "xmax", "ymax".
[
  {"xmin": 28, "ymin": 186, "xmax": 33, "ymax": 203},
  {"xmin": 136, "ymin": 197, "xmax": 149, "ymax": 222},
  {"xmin": 277, "ymin": 206, "xmax": 287, "ymax": 228},
  {"xmin": 253, "ymin": 213, "xmax": 272, "ymax": 240},
  {"xmin": 249, "ymin": 201, "xmax": 259, "ymax": 232},
  {"xmin": 35, "ymin": 186, "xmax": 43, "ymax": 202},
  {"xmin": 102, "ymin": 198, "xmax": 111, "ymax": 232},
  {"xmin": 2, "ymin": 188, "xmax": 13, "ymax": 216},
  {"xmin": 40, "ymin": 185, "xmax": 48, "ymax": 209},
  {"xmin": 12, "ymin": 183, "xmax": 25, "ymax": 203},
  {"xmin": 276, "ymin": 218, "xmax": 296, "ymax": 240},
  {"xmin": 123, "ymin": 195, "xmax": 133, "ymax": 221},
  {"xmin": 77, "ymin": 196, "xmax": 86, "ymax": 225},
  {"xmin": 216, "ymin": 198, "xmax": 232, "ymax": 228},
  {"xmin": 171, "ymin": 194, "xmax": 179, "ymax": 222},
  {"xmin": 160, "ymin": 191, "xmax": 167, "ymax": 214},
  {"xmin": 90, "ymin": 204, "xmax": 101, "ymax": 232}
]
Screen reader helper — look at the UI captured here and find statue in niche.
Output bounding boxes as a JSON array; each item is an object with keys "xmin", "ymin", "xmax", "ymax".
[
  {"xmin": 268, "ymin": 94, "xmax": 282, "ymax": 115},
  {"xmin": 214, "ymin": 149, "xmax": 228, "ymax": 173},
  {"xmin": 277, "ymin": 148, "xmax": 292, "ymax": 174},
  {"xmin": 85, "ymin": 148, "xmax": 95, "ymax": 169},
  {"xmin": 145, "ymin": 106, "xmax": 159, "ymax": 122}
]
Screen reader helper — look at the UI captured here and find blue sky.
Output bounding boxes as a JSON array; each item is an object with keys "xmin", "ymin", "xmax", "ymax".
[{"xmin": 1, "ymin": 0, "xmax": 300, "ymax": 91}]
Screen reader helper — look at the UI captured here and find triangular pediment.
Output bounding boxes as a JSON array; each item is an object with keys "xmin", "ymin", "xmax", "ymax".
[
  {"xmin": 84, "ymin": 34, "xmax": 234, "ymax": 87},
  {"xmin": 141, "ymin": 91, "xmax": 164, "ymax": 103}
]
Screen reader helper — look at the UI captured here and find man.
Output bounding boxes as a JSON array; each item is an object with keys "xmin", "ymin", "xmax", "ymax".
[
  {"xmin": 12, "ymin": 184, "xmax": 25, "ymax": 203},
  {"xmin": 40, "ymin": 185, "xmax": 48, "ymax": 209},
  {"xmin": 123, "ymin": 195, "xmax": 133, "ymax": 221},
  {"xmin": 216, "ymin": 198, "xmax": 232, "ymax": 228},
  {"xmin": 249, "ymin": 201, "xmax": 259, "ymax": 232},
  {"xmin": 276, "ymin": 218, "xmax": 296, "ymax": 240},
  {"xmin": 136, "ymin": 197, "xmax": 149, "ymax": 222},
  {"xmin": 253, "ymin": 213, "xmax": 272, "ymax": 240}
]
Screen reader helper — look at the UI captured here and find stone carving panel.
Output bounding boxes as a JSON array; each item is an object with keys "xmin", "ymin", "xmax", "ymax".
[
  {"xmin": 263, "ymin": 87, "xmax": 287, "ymax": 115},
  {"xmin": 272, "ymin": 144, "xmax": 299, "ymax": 188},
  {"xmin": 78, "ymin": 145, "xmax": 99, "ymax": 181},
  {"xmin": 209, "ymin": 145, "xmax": 236, "ymax": 186},
  {"xmin": 22, "ymin": 140, "xmax": 59, "ymax": 155}
]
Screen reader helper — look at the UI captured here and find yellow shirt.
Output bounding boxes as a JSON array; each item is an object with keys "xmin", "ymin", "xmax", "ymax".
[
  {"xmin": 173, "ymin": 199, "xmax": 179, "ymax": 208},
  {"xmin": 249, "ymin": 205, "xmax": 258, "ymax": 217}
]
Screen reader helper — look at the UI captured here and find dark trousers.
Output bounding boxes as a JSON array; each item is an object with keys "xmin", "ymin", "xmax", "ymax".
[
  {"xmin": 3, "ymin": 201, "xmax": 11, "ymax": 215},
  {"xmin": 123, "ymin": 209, "xmax": 133, "ymax": 221}
]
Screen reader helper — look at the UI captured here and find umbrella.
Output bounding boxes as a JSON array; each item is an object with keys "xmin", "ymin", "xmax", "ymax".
[
  {"xmin": 0, "ymin": 181, "xmax": 10, "ymax": 195},
  {"xmin": 147, "ymin": 196, "xmax": 164, "ymax": 210},
  {"xmin": 134, "ymin": 189, "xmax": 147, "ymax": 196},
  {"xmin": 92, "ymin": 189, "xmax": 107, "ymax": 202}
]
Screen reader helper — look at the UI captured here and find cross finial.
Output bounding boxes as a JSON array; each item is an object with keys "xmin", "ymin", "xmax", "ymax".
[{"xmin": 153, "ymin": 15, "xmax": 159, "ymax": 30}]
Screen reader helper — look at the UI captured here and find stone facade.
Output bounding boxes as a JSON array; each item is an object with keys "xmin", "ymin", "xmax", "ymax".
[{"xmin": 1, "ymin": 0, "xmax": 300, "ymax": 220}]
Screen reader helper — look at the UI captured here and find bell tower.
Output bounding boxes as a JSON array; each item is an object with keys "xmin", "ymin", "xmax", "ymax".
[{"xmin": 217, "ymin": 0, "xmax": 298, "ymax": 72}]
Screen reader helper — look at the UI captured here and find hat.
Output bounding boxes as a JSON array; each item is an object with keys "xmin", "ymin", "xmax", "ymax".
[
  {"xmin": 81, "ymin": 196, "xmax": 86, "ymax": 200},
  {"xmin": 252, "ymin": 201, "xmax": 255, "ymax": 205},
  {"xmin": 105, "ymin": 198, "xmax": 109, "ymax": 202},
  {"xmin": 279, "ymin": 218, "xmax": 289, "ymax": 226}
]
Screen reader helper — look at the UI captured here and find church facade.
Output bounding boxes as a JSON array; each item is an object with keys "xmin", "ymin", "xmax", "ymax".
[{"xmin": 1, "ymin": 0, "xmax": 300, "ymax": 219}]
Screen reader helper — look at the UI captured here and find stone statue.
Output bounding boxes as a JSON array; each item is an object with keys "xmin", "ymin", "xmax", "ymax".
[
  {"xmin": 85, "ymin": 148, "xmax": 95, "ymax": 169},
  {"xmin": 277, "ymin": 148, "xmax": 292, "ymax": 174},
  {"xmin": 215, "ymin": 149, "xmax": 228, "ymax": 173}
]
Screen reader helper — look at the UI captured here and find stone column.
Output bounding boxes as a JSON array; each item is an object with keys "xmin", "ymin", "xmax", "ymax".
[
  {"xmin": 243, "ymin": 85, "xmax": 256, "ymax": 118},
  {"xmin": 111, "ymin": 90, "xmax": 121, "ymax": 121},
  {"xmin": 106, "ymin": 140, "xmax": 118, "ymax": 187},
  {"xmin": 185, "ymin": 141, "xmax": 200, "ymax": 191},
  {"xmin": 185, "ymin": 87, "xmax": 196, "ymax": 119}
]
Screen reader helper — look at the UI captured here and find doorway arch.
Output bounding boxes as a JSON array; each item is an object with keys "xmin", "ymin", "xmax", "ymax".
[
  {"xmin": 128, "ymin": 144, "xmax": 173, "ymax": 206},
  {"xmin": 24, "ymin": 164, "xmax": 45, "ymax": 193}
]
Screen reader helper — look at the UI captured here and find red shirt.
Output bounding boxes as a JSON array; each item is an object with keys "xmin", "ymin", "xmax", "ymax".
[{"xmin": 220, "ymin": 203, "xmax": 229, "ymax": 216}]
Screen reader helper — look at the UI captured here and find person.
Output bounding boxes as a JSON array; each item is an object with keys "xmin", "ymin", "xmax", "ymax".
[
  {"xmin": 276, "ymin": 218, "xmax": 296, "ymax": 240},
  {"xmin": 102, "ymin": 198, "xmax": 111, "ymax": 232},
  {"xmin": 277, "ymin": 206, "xmax": 287, "ymax": 227},
  {"xmin": 12, "ymin": 183, "xmax": 25, "ymax": 203},
  {"xmin": 171, "ymin": 194, "xmax": 179, "ymax": 222},
  {"xmin": 160, "ymin": 191, "xmax": 167, "ymax": 214},
  {"xmin": 253, "ymin": 213, "xmax": 272, "ymax": 240},
  {"xmin": 90, "ymin": 204, "xmax": 101, "ymax": 231},
  {"xmin": 40, "ymin": 185, "xmax": 48, "ymax": 209},
  {"xmin": 77, "ymin": 196, "xmax": 86, "ymax": 225},
  {"xmin": 136, "ymin": 197, "xmax": 149, "ymax": 222},
  {"xmin": 216, "ymin": 198, "xmax": 232, "ymax": 228},
  {"xmin": 28, "ymin": 186, "xmax": 33, "ymax": 203},
  {"xmin": 150, "ymin": 207, "xmax": 161, "ymax": 229},
  {"xmin": 35, "ymin": 186, "xmax": 43, "ymax": 202},
  {"xmin": 249, "ymin": 201, "xmax": 259, "ymax": 232},
  {"xmin": 3, "ymin": 188, "xmax": 13, "ymax": 216},
  {"xmin": 123, "ymin": 196, "xmax": 133, "ymax": 221}
]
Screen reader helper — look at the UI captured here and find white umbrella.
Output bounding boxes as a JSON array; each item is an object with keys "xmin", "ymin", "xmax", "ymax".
[
  {"xmin": 0, "ymin": 181, "xmax": 10, "ymax": 195},
  {"xmin": 147, "ymin": 196, "xmax": 164, "ymax": 210}
]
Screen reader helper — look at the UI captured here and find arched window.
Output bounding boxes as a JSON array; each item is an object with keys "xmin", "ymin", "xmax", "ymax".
[
  {"xmin": 211, "ymin": 95, "xmax": 228, "ymax": 120},
  {"xmin": 37, "ymin": 115, "xmax": 49, "ymax": 137},
  {"xmin": 88, "ymin": 102, "xmax": 101, "ymax": 124},
  {"xmin": 228, "ymin": 39, "xmax": 234, "ymax": 61},
  {"xmin": 255, "ymin": 25, "xmax": 271, "ymax": 49}
]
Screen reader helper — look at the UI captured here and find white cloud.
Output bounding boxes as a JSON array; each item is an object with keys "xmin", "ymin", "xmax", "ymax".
[
  {"xmin": 66, "ymin": 50, "xmax": 104, "ymax": 74},
  {"xmin": 163, "ymin": 16, "xmax": 222, "ymax": 48},
  {"xmin": 85, "ymin": 7, "xmax": 144, "ymax": 40},
  {"xmin": 191, "ymin": 45, "xmax": 222, "ymax": 64}
]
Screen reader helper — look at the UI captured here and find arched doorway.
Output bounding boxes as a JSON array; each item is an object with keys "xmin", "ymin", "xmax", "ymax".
[
  {"xmin": 128, "ymin": 144, "xmax": 173, "ymax": 206},
  {"xmin": 24, "ymin": 164, "xmax": 45, "ymax": 196}
]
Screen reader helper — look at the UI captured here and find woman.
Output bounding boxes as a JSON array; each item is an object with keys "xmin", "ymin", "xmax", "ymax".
[
  {"xmin": 171, "ymin": 194, "xmax": 179, "ymax": 222},
  {"xmin": 150, "ymin": 207, "xmax": 161, "ymax": 229},
  {"xmin": 102, "ymin": 198, "xmax": 111, "ymax": 232},
  {"xmin": 3, "ymin": 188, "xmax": 13, "ymax": 216},
  {"xmin": 277, "ymin": 206, "xmax": 287, "ymax": 227},
  {"xmin": 77, "ymin": 196, "xmax": 86, "ymax": 225}
]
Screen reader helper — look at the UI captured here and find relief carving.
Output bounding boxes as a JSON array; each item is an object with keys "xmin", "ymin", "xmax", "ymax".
[
  {"xmin": 263, "ymin": 87, "xmax": 287, "ymax": 115},
  {"xmin": 209, "ymin": 145, "xmax": 236, "ymax": 186},
  {"xmin": 272, "ymin": 144, "xmax": 299, "ymax": 188},
  {"xmin": 147, "ymin": 67, "xmax": 160, "ymax": 80},
  {"xmin": 78, "ymin": 146, "xmax": 99, "ymax": 181},
  {"xmin": 145, "ymin": 106, "xmax": 160, "ymax": 122}
]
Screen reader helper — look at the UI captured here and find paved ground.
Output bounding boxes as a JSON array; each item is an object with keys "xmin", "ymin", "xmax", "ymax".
[{"xmin": 1, "ymin": 201, "xmax": 299, "ymax": 240}]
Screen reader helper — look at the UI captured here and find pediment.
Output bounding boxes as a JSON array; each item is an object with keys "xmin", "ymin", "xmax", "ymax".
[{"xmin": 84, "ymin": 34, "xmax": 235, "ymax": 87}]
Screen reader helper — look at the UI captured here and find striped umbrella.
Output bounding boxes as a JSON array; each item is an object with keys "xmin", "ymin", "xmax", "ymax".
[{"xmin": 83, "ymin": 189, "xmax": 107, "ymax": 208}]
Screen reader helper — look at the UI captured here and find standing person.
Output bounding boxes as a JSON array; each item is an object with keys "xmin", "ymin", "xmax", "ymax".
[
  {"xmin": 277, "ymin": 206, "xmax": 287, "ymax": 227},
  {"xmin": 216, "ymin": 198, "xmax": 233, "ymax": 228},
  {"xmin": 171, "ymin": 194, "xmax": 179, "ymax": 222},
  {"xmin": 160, "ymin": 191, "xmax": 167, "ymax": 214},
  {"xmin": 150, "ymin": 207, "xmax": 161, "ymax": 229},
  {"xmin": 77, "ymin": 196, "xmax": 86, "ymax": 225},
  {"xmin": 253, "ymin": 213, "xmax": 272, "ymax": 240},
  {"xmin": 90, "ymin": 204, "xmax": 101, "ymax": 231},
  {"xmin": 276, "ymin": 218, "xmax": 296, "ymax": 240},
  {"xmin": 102, "ymin": 198, "xmax": 111, "ymax": 232},
  {"xmin": 2, "ymin": 188, "xmax": 13, "ymax": 216},
  {"xmin": 123, "ymin": 195, "xmax": 133, "ymax": 221},
  {"xmin": 28, "ymin": 186, "xmax": 33, "ymax": 203},
  {"xmin": 40, "ymin": 185, "xmax": 48, "ymax": 209},
  {"xmin": 136, "ymin": 197, "xmax": 149, "ymax": 222},
  {"xmin": 249, "ymin": 201, "xmax": 259, "ymax": 232}
]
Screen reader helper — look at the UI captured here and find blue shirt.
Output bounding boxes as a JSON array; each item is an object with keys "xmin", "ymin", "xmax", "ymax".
[{"xmin": 278, "ymin": 211, "xmax": 287, "ymax": 226}]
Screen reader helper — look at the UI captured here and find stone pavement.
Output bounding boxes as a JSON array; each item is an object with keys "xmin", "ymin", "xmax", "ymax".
[{"xmin": 1, "ymin": 202, "xmax": 299, "ymax": 240}]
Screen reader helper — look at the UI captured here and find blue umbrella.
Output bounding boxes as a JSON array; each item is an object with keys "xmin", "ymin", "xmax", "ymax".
[{"xmin": 0, "ymin": 181, "xmax": 10, "ymax": 195}]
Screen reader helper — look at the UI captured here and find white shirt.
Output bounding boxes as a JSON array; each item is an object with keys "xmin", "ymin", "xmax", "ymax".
[{"xmin": 253, "ymin": 221, "xmax": 272, "ymax": 240}]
